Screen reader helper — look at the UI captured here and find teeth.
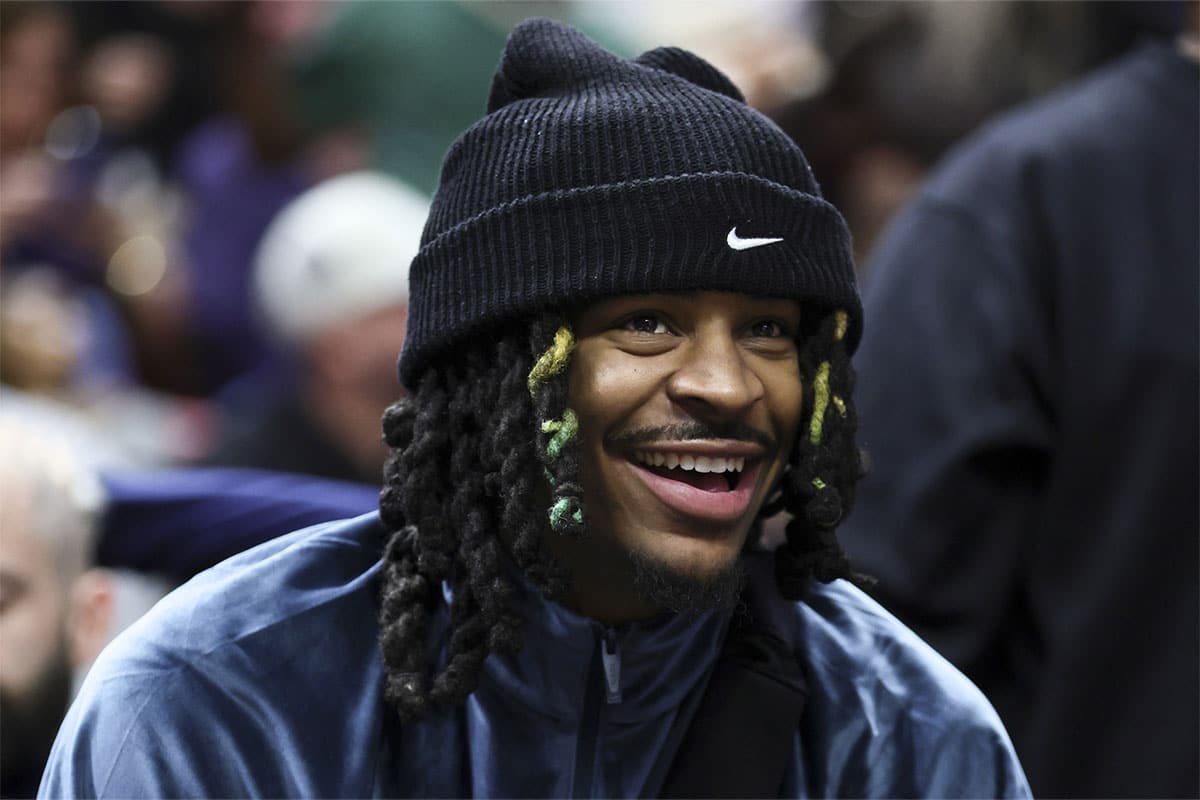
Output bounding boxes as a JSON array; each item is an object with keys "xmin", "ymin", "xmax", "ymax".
[{"xmin": 634, "ymin": 451, "xmax": 746, "ymax": 473}]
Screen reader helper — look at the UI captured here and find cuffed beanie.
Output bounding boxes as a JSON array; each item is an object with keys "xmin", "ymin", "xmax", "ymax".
[{"xmin": 398, "ymin": 17, "xmax": 861, "ymax": 387}]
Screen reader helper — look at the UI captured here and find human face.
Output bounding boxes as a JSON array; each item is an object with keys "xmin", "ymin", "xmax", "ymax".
[
  {"xmin": 0, "ymin": 494, "xmax": 74, "ymax": 792},
  {"xmin": 561, "ymin": 292, "xmax": 803, "ymax": 620}
]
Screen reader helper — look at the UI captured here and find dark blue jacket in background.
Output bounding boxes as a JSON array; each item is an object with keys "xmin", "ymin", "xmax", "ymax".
[
  {"xmin": 98, "ymin": 467, "xmax": 378, "ymax": 582},
  {"xmin": 840, "ymin": 40, "xmax": 1199, "ymax": 797}
]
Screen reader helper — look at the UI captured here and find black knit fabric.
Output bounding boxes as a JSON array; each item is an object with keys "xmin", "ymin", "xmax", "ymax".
[{"xmin": 398, "ymin": 17, "xmax": 861, "ymax": 387}]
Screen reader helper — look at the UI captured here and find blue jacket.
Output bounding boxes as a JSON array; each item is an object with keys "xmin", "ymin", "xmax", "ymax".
[{"xmin": 42, "ymin": 513, "xmax": 1029, "ymax": 798}]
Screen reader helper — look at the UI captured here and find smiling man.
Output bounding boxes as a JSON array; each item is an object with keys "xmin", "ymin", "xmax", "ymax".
[{"xmin": 41, "ymin": 18, "xmax": 1028, "ymax": 799}]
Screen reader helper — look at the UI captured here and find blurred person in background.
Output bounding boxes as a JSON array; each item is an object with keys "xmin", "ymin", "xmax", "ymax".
[
  {"xmin": 285, "ymin": 1, "xmax": 628, "ymax": 196},
  {"xmin": 202, "ymin": 172, "xmax": 428, "ymax": 486},
  {"xmin": 170, "ymin": 0, "xmax": 334, "ymax": 400},
  {"xmin": 838, "ymin": 6, "xmax": 1199, "ymax": 797},
  {"xmin": 0, "ymin": 1, "xmax": 213, "ymax": 463},
  {"xmin": 0, "ymin": 416, "xmax": 115, "ymax": 799},
  {"xmin": 0, "ymin": 1, "xmax": 136, "ymax": 397},
  {"xmin": 766, "ymin": 0, "xmax": 1186, "ymax": 268},
  {"xmin": 0, "ymin": 406, "xmax": 379, "ymax": 797},
  {"xmin": 1, "ymin": 0, "xmax": 210, "ymax": 399}
]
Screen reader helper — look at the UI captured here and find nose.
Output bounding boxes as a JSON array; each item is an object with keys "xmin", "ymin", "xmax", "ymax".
[{"xmin": 665, "ymin": 330, "xmax": 764, "ymax": 420}]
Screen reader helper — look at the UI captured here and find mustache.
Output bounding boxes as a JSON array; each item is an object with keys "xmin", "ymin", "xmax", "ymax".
[{"xmin": 605, "ymin": 420, "xmax": 775, "ymax": 450}]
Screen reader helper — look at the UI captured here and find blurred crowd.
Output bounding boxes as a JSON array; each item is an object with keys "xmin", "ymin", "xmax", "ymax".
[
  {"xmin": 1, "ymin": 0, "xmax": 1194, "ymax": 797},
  {"xmin": 1, "ymin": 0, "xmax": 1173, "ymax": 475}
]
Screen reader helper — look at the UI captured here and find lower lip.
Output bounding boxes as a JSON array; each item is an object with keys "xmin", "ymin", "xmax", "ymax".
[{"xmin": 629, "ymin": 461, "xmax": 761, "ymax": 524}]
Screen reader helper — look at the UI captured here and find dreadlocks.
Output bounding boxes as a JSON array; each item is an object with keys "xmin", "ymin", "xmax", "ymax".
[{"xmin": 378, "ymin": 306, "xmax": 861, "ymax": 720}]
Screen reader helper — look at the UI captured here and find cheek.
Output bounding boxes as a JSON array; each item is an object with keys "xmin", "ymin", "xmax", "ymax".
[
  {"xmin": 766, "ymin": 367, "xmax": 804, "ymax": 442},
  {"xmin": 0, "ymin": 590, "xmax": 67, "ymax": 694}
]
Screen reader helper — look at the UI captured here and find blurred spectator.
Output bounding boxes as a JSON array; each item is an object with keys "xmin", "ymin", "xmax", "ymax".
[
  {"xmin": 0, "ymin": 415, "xmax": 114, "ymax": 798},
  {"xmin": 63, "ymin": 0, "xmax": 240, "ymax": 177},
  {"xmin": 287, "ymin": 1, "xmax": 530, "ymax": 195},
  {"xmin": 202, "ymin": 172, "xmax": 427, "ymax": 485},
  {"xmin": 170, "ymin": 1, "xmax": 339, "ymax": 398},
  {"xmin": 769, "ymin": 0, "xmax": 1187, "ymax": 267},
  {"xmin": 0, "ymin": 266, "xmax": 135, "ymax": 395},
  {"xmin": 0, "ymin": 405, "xmax": 378, "ymax": 796},
  {"xmin": 0, "ymin": 0, "xmax": 196, "ymax": 401},
  {"xmin": 838, "ymin": 16, "xmax": 1198, "ymax": 799}
]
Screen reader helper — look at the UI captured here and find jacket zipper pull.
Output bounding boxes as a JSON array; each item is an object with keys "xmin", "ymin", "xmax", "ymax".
[{"xmin": 601, "ymin": 628, "xmax": 622, "ymax": 704}]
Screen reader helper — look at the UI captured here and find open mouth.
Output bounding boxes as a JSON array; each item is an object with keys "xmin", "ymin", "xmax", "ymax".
[
  {"xmin": 627, "ymin": 448, "xmax": 763, "ymax": 524},
  {"xmin": 633, "ymin": 451, "xmax": 747, "ymax": 492}
]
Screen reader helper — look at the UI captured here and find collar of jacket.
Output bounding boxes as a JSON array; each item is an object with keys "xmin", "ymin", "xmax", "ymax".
[{"xmin": 442, "ymin": 556, "xmax": 734, "ymax": 725}]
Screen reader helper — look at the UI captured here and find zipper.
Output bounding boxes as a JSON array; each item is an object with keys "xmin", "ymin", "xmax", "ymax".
[
  {"xmin": 601, "ymin": 627, "xmax": 623, "ymax": 704},
  {"xmin": 572, "ymin": 626, "xmax": 623, "ymax": 797}
]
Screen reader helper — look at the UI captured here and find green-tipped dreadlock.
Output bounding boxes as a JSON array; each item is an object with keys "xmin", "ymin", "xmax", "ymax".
[
  {"xmin": 379, "ymin": 315, "xmax": 582, "ymax": 721},
  {"xmin": 528, "ymin": 325, "xmax": 586, "ymax": 535}
]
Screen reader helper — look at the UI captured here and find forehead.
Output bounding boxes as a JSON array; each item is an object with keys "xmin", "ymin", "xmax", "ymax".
[
  {"xmin": 0, "ymin": 488, "xmax": 57, "ymax": 580},
  {"xmin": 571, "ymin": 291, "xmax": 803, "ymax": 327}
]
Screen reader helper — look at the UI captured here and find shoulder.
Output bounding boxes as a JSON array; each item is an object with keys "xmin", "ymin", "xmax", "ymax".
[
  {"xmin": 920, "ymin": 42, "xmax": 1193, "ymax": 214},
  {"xmin": 41, "ymin": 513, "xmax": 391, "ymax": 798},
  {"xmin": 790, "ymin": 580, "xmax": 1030, "ymax": 798}
]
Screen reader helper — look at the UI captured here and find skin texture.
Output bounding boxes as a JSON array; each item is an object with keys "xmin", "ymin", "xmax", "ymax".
[
  {"xmin": 553, "ymin": 291, "xmax": 804, "ymax": 622},
  {"xmin": 306, "ymin": 302, "xmax": 409, "ymax": 481},
  {"xmin": 0, "ymin": 473, "xmax": 112, "ymax": 794}
]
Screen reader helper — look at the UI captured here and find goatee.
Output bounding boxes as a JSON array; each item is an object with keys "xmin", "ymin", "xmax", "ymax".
[{"xmin": 628, "ymin": 549, "xmax": 746, "ymax": 616}]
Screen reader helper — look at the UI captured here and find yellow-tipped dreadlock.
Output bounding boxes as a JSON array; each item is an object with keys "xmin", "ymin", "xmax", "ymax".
[
  {"xmin": 808, "ymin": 310, "xmax": 850, "ymax": 490},
  {"xmin": 528, "ymin": 326, "xmax": 575, "ymax": 396},
  {"xmin": 528, "ymin": 325, "xmax": 583, "ymax": 532},
  {"xmin": 808, "ymin": 310, "xmax": 849, "ymax": 446}
]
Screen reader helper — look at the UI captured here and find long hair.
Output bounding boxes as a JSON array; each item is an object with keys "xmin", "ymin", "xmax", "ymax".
[{"xmin": 378, "ymin": 306, "xmax": 861, "ymax": 720}]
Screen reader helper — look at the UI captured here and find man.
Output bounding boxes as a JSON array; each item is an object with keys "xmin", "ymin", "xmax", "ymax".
[
  {"xmin": 1, "ymin": 417, "xmax": 113, "ymax": 799},
  {"xmin": 839, "ymin": 14, "xmax": 1198, "ymax": 799},
  {"xmin": 205, "ymin": 171, "xmax": 428, "ymax": 485},
  {"xmin": 42, "ymin": 19, "xmax": 1029, "ymax": 798}
]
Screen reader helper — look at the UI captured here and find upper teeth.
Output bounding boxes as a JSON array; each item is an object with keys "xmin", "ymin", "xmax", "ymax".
[{"xmin": 634, "ymin": 452, "xmax": 746, "ymax": 473}]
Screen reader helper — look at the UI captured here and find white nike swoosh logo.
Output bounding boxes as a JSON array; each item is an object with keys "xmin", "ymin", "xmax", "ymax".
[{"xmin": 726, "ymin": 226, "xmax": 784, "ymax": 251}]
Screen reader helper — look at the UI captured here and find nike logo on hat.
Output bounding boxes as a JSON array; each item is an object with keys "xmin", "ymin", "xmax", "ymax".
[{"xmin": 726, "ymin": 226, "xmax": 784, "ymax": 251}]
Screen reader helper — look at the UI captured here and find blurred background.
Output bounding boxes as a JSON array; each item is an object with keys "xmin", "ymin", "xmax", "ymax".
[
  {"xmin": 1, "ymin": 0, "xmax": 1178, "ymax": 474},
  {"xmin": 0, "ymin": 1, "xmax": 1193, "ymax": 797}
]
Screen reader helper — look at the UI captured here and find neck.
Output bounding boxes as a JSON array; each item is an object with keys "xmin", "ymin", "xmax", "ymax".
[{"xmin": 543, "ymin": 527, "xmax": 663, "ymax": 624}]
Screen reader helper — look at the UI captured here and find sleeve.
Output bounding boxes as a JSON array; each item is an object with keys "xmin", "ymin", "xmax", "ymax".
[
  {"xmin": 791, "ymin": 583, "xmax": 1033, "ymax": 798},
  {"xmin": 96, "ymin": 467, "xmax": 378, "ymax": 582},
  {"xmin": 39, "ymin": 661, "xmax": 293, "ymax": 798},
  {"xmin": 914, "ymin": 714, "xmax": 1033, "ymax": 799},
  {"xmin": 39, "ymin": 671, "xmax": 195, "ymax": 798},
  {"xmin": 838, "ymin": 188, "xmax": 1056, "ymax": 684}
]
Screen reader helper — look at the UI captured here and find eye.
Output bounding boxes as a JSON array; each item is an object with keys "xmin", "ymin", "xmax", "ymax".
[
  {"xmin": 749, "ymin": 319, "xmax": 788, "ymax": 338},
  {"xmin": 621, "ymin": 314, "xmax": 669, "ymax": 335}
]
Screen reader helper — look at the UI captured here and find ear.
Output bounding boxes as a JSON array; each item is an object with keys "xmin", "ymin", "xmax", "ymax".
[{"xmin": 67, "ymin": 568, "xmax": 115, "ymax": 669}]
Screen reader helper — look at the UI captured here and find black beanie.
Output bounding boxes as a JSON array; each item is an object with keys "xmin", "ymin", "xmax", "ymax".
[{"xmin": 398, "ymin": 17, "xmax": 861, "ymax": 387}]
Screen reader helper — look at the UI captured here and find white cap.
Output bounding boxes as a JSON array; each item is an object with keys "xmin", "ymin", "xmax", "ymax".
[{"xmin": 253, "ymin": 171, "xmax": 430, "ymax": 343}]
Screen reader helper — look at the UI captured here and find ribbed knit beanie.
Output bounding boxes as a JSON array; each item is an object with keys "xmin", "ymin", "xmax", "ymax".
[{"xmin": 398, "ymin": 17, "xmax": 860, "ymax": 387}]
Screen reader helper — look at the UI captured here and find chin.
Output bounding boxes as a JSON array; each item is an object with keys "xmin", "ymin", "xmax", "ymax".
[{"xmin": 626, "ymin": 538, "xmax": 748, "ymax": 616}]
